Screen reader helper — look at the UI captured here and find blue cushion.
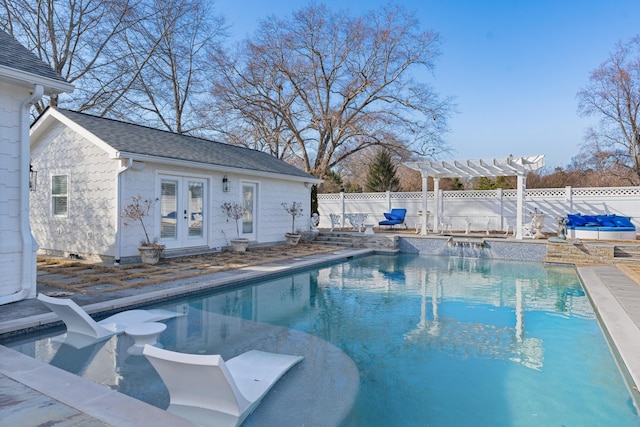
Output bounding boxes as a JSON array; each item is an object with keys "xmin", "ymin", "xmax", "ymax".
[
  {"xmin": 596, "ymin": 216, "xmax": 616, "ymax": 227},
  {"xmin": 612, "ymin": 216, "xmax": 634, "ymax": 227},
  {"xmin": 567, "ymin": 214, "xmax": 586, "ymax": 226},
  {"xmin": 384, "ymin": 212, "xmax": 399, "ymax": 221},
  {"xmin": 583, "ymin": 215, "xmax": 598, "ymax": 223},
  {"xmin": 389, "ymin": 209, "xmax": 406, "ymax": 218}
]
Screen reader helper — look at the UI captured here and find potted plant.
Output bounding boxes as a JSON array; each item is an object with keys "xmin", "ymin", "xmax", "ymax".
[
  {"xmin": 282, "ymin": 201, "xmax": 303, "ymax": 245},
  {"xmin": 221, "ymin": 201, "xmax": 249, "ymax": 252},
  {"xmin": 121, "ymin": 195, "xmax": 164, "ymax": 264}
]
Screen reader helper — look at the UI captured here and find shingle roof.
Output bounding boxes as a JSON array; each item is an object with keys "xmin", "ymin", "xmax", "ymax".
[
  {"xmin": 54, "ymin": 108, "xmax": 316, "ymax": 180},
  {"xmin": 0, "ymin": 30, "xmax": 67, "ymax": 83}
]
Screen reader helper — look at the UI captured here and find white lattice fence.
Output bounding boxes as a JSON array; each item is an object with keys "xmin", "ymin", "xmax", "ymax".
[{"xmin": 317, "ymin": 186, "xmax": 640, "ymax": 233}]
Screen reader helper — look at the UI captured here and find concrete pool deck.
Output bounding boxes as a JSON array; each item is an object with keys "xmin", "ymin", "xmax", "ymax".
[{"xmin": 1, "ymin": 246, "xmax": 640, "ymax": 425}]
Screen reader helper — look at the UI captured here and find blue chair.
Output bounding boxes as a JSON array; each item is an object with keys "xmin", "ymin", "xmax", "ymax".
[{"xmin": 378, "ymin": 208, "xmax": 407, "ymax": 229}]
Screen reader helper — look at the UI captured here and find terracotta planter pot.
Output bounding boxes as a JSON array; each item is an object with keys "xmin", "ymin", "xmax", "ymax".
[
  {"xmin": 138, "ymin": 245, "xmax": 165, "ymax": 265},
  {"xmin": 230, "ymin": 239, "xmax": 250, "ymax": 252},
  {"xmin": 284, "ymin": 233, "xmax": 301, "ymax": 246}
]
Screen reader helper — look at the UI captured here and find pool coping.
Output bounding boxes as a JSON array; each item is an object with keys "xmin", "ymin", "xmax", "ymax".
[
  {"xmin": 577, "ymin": 265, "xmax": 640, "ymax": 410},
  {"xmin": 1, "ymin": 249, "xmax": 639, "ymax": 424}
]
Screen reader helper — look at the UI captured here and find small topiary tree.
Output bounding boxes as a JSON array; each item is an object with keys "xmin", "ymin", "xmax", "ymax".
[
  {"xmin": 282, "ymin": 201, "xmax": 304, "ymax": 234},
  {"xmin": 221, "ymin": 202, "xmax": 246, "ymax": 239}
]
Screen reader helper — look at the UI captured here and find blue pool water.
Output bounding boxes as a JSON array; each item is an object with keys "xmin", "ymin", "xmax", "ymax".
[{"xmin": 4, "ymin": 254, "xmax": 638, "ymax": 426}]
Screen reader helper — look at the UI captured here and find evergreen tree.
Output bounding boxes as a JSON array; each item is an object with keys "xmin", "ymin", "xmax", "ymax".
[
  {"xmin": 495, "ymin": 176, "xmax": 516, "ymax": 189},
  {"xmin": 365, "ymin": 150, "xmax": 401, "ymax": 192},
  {"xmin": 319, "ymin": 170, "xmax": 343, "ymax": 193},
  {"xmin": 440, "ymin": 178, "xmax": 464, "ymax": 191},
  {"xmin": 474, "ymin": 177, "xmax": 497, "ymax": 190}
]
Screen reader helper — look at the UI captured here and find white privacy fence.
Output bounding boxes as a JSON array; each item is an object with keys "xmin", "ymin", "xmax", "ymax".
[{"xmin": 317, "ymin": 186, "xmax": 640, "ymax": 234}]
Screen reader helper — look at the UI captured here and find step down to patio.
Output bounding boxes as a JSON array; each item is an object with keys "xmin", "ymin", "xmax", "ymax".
[
  {"xmin": 614, "ymin": 245, "xmax": 640, "ymax": 259},
  {"xmin": 313, "ymin": 231, "xmax": 399, "ymax": 251},
  {"xmin": 314, "ymin": 231, "xmax": 356, "ymax": 247}
]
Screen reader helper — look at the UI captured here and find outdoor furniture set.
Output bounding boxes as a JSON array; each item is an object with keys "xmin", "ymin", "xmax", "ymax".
[
  {"xmin": 565, "ymin": 213, "xmax": 636, "ymax": 240},
  {"xmin": 329, "ymin": 209, "xmax": 636, "ymax": 241},
  {"xmin": 37, "ymin": 293, "xmax": 304, "ymax": 427}
]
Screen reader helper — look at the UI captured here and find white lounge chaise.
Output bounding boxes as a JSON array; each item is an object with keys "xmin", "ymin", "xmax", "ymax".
[
  {"xmin": 143, "ymin": 345, "xmax": 304, "ymax": 427},
  {"xmin": 37, "ymin": 293, "xmax": 181, "ymax": 348}
]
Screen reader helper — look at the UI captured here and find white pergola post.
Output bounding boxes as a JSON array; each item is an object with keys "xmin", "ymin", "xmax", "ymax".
[
  {"xmin": 421, "ymin": 174, "xmax": 429, "ymax": 235},
  {"xmin": 516, "ymin": 174, "xmax": 526, "ymax": 239},
  {"xmin": 433, "ymin": 177, "xmax": 440, "ymax": 233}
]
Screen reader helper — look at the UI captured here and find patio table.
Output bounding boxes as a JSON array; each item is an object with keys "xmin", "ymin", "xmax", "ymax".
[{"xmin": 345, "ymin": 213, "xmax": 368, "ymax": 232}]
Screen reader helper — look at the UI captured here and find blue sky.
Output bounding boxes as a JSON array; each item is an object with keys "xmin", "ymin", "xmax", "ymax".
[{"xmin": 217, "ymin": 0, "xmax": 640, "ymax": 169}]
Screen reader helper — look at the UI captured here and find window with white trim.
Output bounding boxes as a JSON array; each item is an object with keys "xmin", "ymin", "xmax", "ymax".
[{"xmin": 52, "ymin": 175, "xmax": 68, "ymax": 217}]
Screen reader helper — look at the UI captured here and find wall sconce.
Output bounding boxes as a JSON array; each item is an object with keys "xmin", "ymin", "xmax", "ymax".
[
  {"xmin": 29, "ymin": 163, "xmax": 37, "ymax": 192},
  {"xmin": 222, "ymin": 175, "xmax": 229, "ymax": 192}
]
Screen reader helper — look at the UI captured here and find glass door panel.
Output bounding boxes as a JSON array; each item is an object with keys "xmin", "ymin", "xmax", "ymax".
[
  {"xmin": 242, "ymin": 183, "xmax": 257, "ymax": 240},
  {"xmin": 188, "ymin": 181, "xmax": 204, "ymax": 238},
  {"xmin": 160, "ymin": 180, "xmax": 178, "ymax": 239}
]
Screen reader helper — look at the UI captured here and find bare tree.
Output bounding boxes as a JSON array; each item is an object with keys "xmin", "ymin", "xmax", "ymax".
[
  {"xmin": 0, "ymin": 0, "xmax": 147, "ymax": 114},
  {"xmin": 577, "ymin": 36, "xmax": 640, "ymax": 184},
  {"xmin": 113, "ymin": 0, "xmax": 227, "ymax": 134},
  {"xmin": 1, "ymin": 0, "xmax": 226, "ymax": 135},
  {"xmin": 209, "ymin": 3, "xmax": 453, "ymax": 178}
]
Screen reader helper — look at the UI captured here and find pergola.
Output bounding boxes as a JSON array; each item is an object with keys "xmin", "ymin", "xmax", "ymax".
[{"xmin": 404, "ymin": 155, "xmax": 545, "ymax": 239}]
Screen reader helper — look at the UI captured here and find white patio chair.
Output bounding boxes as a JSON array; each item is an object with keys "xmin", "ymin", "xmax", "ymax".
[
  {"xmin": 143, "ymin": 345, "xmax": 304, "ymax": 427},
  {"xmin": 522, "ymin": 217, "xmax": 537, "ymax": 239},
  {"xmin": 439, "ymin": 217, "xmax": 452, "ymax": 233},
  {"xmin": 37, "ymin": 293, "xmax": 182, "ymax": 348},
  {"xmin": 329, "ymin": 213, "xmax": 341, "ymax": 231}
]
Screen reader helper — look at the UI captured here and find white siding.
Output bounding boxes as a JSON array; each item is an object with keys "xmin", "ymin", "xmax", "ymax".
[
  {"xmin": 31, "ymin": 123, "xmax": 119, "ymax": 260},
  {"xmin": 119, "ymin": 165, "xmax": 158, "ymax": 256},
  {"xmin": 256, "ymin": 177, "xmax": 311, "ymax": 241}
]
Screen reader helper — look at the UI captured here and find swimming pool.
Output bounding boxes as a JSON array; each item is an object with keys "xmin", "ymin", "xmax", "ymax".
[{"xmin": 4, "ymin": 254, "xmax": 638, "ymax": 426}]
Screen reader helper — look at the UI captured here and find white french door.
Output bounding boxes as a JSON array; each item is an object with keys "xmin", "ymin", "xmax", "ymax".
[{"xmin": 159, "ymin": 176, "xmax": 208, "ymax": 249}]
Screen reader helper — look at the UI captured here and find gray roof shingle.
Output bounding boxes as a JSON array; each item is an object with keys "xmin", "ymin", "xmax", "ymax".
[
  {"xmin": 54, "ymin": 108, "xmax": 316, "ymax": 180},
  {"xmin": 0, "ymin": 30, "xmax": 67, "ymax": 83}
]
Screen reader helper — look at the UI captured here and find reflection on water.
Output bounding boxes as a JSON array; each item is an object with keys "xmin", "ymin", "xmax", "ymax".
[{"xmin": 3, "ymin": 255, "xmax": 637, "ymax": 426}]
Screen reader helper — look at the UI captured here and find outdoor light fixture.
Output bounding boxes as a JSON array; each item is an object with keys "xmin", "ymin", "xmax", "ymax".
[
  {"xmin": 222, "ymin": 175, "xmax": 229, "ymax": 192},
  {"xmin": 29, "ymin": 163, "xmax": 37, "ymax": 192}
]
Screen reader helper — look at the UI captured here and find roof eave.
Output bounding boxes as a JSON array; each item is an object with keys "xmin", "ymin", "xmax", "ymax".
[
  {"xmin": 115, "ymin": 152, "xmax": 323, "ymax": 184},
  {"xmin": 0, "ymin": 65, "xmax": 74, "ymax": 95}
]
